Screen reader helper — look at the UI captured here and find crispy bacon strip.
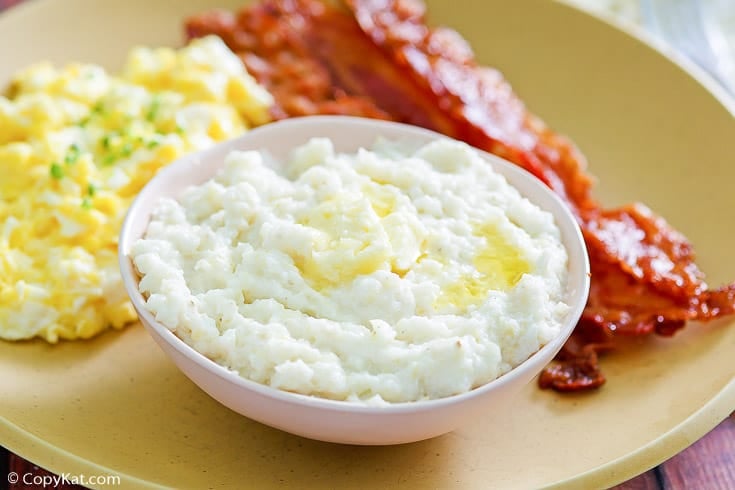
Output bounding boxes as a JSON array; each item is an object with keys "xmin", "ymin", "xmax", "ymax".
[
  {"xmin": 185, "ymin": 0, "xmax": 735, "ymax": 391},
  {"xmin": 542, "ymin": 241, "xmax": 735, "ymax": 391},
  {"xmin": 538, "ymin": 319, "xmax": 615, "ymax": 391},
  {"xmin": 316, "ymin": 0, "xmax": 597, "ymax": 216},
  {"xmin": 186, "ymin": 5, "xmax": 390, "ymax": 120},
  {"xmin": 584, "ymin": 204, "xmax": 706, "ymax": 299}
]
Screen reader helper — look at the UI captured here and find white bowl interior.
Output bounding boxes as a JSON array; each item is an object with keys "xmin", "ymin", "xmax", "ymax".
[{"xmin": 118, "ymin": 115, "xmax": 590, "ymax": 444}]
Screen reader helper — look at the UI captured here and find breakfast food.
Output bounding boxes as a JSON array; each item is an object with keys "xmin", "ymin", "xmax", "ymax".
[
  {"xmin": 185, "ymin": 0, "xmax": 735, "ymax": 391},
  {"xmin": 130, "ymin": 138, "xmax": 570, "ymax": 403},
  {"xmin": 0, "ymin": 36, "xmax": 272, "ymax": 342},
  {"xmin": 2, "ymin": 0, "xmax": 729, "ymax": 396}
]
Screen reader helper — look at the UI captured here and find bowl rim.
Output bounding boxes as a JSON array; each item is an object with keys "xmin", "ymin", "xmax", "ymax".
[{"xmin": 118, "ymin": 115, "xmax": 590, "ymax": 413}]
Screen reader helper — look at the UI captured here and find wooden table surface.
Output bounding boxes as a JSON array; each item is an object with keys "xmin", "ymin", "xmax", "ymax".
[{"xmin": 0, "ymin": 0, "xmax": 733, "ymax": 488}]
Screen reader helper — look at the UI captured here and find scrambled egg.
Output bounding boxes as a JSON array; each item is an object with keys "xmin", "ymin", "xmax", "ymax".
[{"xmin": 0, "ymin": 36, "xmax": 273, "ymax": 342}]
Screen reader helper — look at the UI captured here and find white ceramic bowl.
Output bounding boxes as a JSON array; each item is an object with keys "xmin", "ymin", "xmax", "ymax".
[{"xmin": 119, "ymin": 116, "xmax": 590, "ymax": 445}]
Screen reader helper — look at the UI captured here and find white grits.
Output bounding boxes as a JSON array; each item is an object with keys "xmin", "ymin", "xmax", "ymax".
[{"xmin": 131, "ymin": 138, "xmax": 569, "ymax": 404}]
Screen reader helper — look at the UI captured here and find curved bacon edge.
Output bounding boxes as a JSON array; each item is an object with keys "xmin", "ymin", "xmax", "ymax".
[{"xmin": 185, "ymin": 0, "xmax": 735, "ymax": 391}]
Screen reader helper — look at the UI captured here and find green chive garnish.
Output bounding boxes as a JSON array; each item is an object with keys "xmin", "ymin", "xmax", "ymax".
[
  {"xmin": 146, "ymin": 96, "xmax": 161, "ymax": 122},
  {"xmin": 50, "ymin": 163, "xmax": 64, "ymax": 180},
  {"xmin": 120, "ymin": 142, "xmax": 133, "ymax": 158},
  {"xmin": 65, "ymin": 143, "xmax": 80, "ymax": 164}
]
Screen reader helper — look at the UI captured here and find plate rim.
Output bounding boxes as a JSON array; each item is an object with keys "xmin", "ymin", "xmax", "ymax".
[
  {"xmin": 1, "ymin": 0, "xmax": 734, "ymax": 488},
  {"xmin": 0, "ymin": 411, "xmax": 166, "ymax": 489},
  {"xmin": 547, "ymin": 377, "xmax": 735, "ymax": 489}
]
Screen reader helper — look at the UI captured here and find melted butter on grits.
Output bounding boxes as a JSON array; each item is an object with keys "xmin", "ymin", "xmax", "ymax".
[
  {"xmin": 296, "ymin": 192, "xmax": 391, "ymax": 290},
  {"xmin": 436, "ymin": 222, "xmax": 531, "ymax": 310}
]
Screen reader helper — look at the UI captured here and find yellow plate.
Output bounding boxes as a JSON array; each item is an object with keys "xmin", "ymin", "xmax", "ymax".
[{"xmin": 1, "ymin": 0, "xmax": 734, "ymax": 488}]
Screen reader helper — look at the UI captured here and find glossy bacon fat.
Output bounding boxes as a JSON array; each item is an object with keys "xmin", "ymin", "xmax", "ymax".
[{"xmin": 185, "ymin": 0, "xmax": 735, "ymax": 391}]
